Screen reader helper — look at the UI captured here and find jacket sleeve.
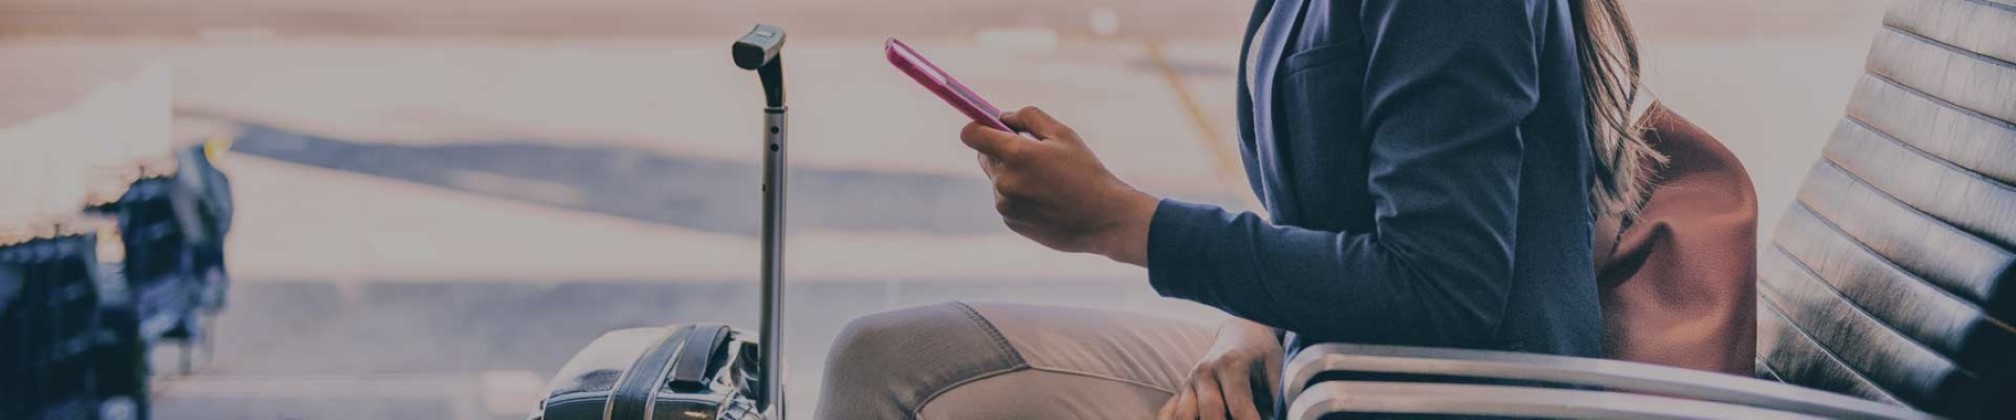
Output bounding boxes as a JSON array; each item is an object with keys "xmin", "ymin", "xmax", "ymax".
[{"xmin": 1147, "ymin": 0, "xmax": 1544, "ymax": 347}]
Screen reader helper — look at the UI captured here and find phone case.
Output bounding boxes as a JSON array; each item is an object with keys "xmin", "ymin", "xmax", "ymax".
[{"xmin": 885, "ymin": 38, "xmax": 1013, "ymax": 132}]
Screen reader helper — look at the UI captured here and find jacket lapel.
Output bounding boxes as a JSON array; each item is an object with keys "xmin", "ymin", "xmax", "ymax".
[
  {"xmin": 1249, "ymin": 0, "xmax": 1305, "ymax": 218},
  {"xmin": 1235, "ymin": 0, "xmax": 1272, "ymax": 208}
]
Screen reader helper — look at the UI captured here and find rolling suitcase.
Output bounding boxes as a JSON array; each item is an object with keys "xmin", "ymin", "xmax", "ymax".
[
  {"xmin": 536, "ymin": 24, "xmax": 791, "ymax": 420},
  {"xmin": 538, "ymin": 324, "xmax": 767, "ymax": 419}
]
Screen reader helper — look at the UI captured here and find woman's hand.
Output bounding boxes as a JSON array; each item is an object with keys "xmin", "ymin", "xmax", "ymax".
[
  {"xmin": 959, "ymin": 106, "xmax": 1159, "ymax": 265},
  {"xmin": 1160, "ymin": 318, "xmax": 1283, "ymax": 420}
]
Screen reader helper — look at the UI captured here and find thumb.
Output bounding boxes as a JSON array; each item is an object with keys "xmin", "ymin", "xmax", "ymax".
[
  {"xmin": 960, "ymin": 121, "xmax": 1023, "ymax": 159},
  {"xmin": 1001, "ymin": 106, "xmax": 1077, "ymax": 143}
]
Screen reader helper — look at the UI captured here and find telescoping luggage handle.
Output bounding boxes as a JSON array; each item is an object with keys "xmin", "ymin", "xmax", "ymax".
[{"xmin": 733, "ymin": 23, "xmax": 788, "ymax": 417}]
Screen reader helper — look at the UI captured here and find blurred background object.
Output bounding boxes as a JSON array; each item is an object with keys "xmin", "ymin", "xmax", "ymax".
[
  {"xmin": 3, "ymin": 142, "xmax": 236, "ymax": 420},
  {"xmin": 0, "ymin": 0, "xmax": 1892, "ymax": 418}
]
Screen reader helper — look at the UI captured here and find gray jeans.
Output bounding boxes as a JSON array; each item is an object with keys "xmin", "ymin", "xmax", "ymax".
[{"xmin": 815, "ymin": 302, "xmax": 1215, "ymax": 419}]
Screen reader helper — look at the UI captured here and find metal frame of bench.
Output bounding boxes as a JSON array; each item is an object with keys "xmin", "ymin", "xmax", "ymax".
[
  {"xmin": 1286, "ymin": 380, "xmax": 1824, "ymax": 420},
  {"xmin": 1283, "ymin": 343, "xmax": 1934, "ymax": 419}
]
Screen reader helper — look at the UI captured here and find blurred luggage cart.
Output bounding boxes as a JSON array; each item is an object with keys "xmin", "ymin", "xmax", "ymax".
[{"xmin": 2, "ymin": 143, "xmax": 234, "ymax": 420}]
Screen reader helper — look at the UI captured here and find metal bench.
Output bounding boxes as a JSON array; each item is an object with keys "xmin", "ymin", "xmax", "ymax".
[{"xmin": 1284, "ymin": 0, "xmax": 2011, "ymax": 417}]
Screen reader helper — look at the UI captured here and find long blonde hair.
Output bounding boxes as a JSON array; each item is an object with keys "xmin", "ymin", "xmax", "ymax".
[{"xmin": 1571, "ymin": 0, "xmax": 1665, "ymax": 218}]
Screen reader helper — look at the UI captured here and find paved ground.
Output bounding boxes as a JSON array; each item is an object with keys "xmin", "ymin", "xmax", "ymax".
[
  {"xmin": 0, "ymin": 0, "xmax": 1895, "ymax": 418},
  {"xmin": 149, "ymin": 280, "xmax": 1213, "ymax": 419}
]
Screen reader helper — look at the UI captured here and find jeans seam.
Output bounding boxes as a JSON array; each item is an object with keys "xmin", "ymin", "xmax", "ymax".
[
  {"xmin": 913, "ymin": 367, "xmax": 1186, "ymax": 420},
  {"xmin": 952, "ymin": 301, "xmax": 1026, "ymax": 367},
  {"xmin": 1025, "ymin": 366, "xmax": 1182, "ymax": 395},
  {"xmin": 911, "ymin": 366, "xmax": 1026, "ymax": 420},
  {"xmin": 912, "ymin": 302, "xmax": 1032, "ymax": 419}
]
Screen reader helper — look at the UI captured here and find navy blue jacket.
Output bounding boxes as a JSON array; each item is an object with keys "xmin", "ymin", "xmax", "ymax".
[{"xmin": 1146, "ymin": 0, "xmax": 1601, "ymax": 357}]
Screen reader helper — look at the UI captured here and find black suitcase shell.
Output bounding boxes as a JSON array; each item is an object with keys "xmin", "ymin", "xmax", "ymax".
[{"xmin": 537, "ymin": 324, "xmax": 765, "ymax": 420}]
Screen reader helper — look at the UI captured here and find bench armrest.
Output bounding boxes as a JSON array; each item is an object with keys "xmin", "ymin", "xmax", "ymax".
[
  {"xmin": 1286, "ymin": 380, "xmax": 1822, "ymax": 420},
  {"xmin": 1283, "ymin": 343, "xmax": 1929, "ymax": 419}
]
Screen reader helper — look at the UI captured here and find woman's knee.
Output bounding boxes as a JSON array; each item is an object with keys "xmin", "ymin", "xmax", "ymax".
[
  {"xmin": 835, "ymin": 302, "xmax": 1004, "ymax": 355},
  {"xmin": 818, "ymin": 302, "xmax": 1027, "ymax": 417},
  {"xmin": 825, "ymin": 302, "xmax": 979, "ymax": 371}
]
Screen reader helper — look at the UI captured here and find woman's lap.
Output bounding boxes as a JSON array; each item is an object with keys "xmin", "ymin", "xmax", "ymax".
[{"xmin": 816, "ymin": 301, "xmax": 1214, "ymax": 419}]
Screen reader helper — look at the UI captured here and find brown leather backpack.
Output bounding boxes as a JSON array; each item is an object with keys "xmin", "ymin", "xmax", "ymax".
[{"xmin": 1594, "ymin": 102, "xmax": 1759, "ymax": 376}]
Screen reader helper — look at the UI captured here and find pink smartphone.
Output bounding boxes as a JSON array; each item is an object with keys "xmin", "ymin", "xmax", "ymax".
[{"xmin": 885, "ymin": 38, "xmax": 1014, "ymax": 132}]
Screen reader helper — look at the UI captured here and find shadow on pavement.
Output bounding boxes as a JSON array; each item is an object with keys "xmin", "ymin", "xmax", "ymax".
[{"xmin": 229, "ymin": 123, "xmax": 1003, "ymax": 235}]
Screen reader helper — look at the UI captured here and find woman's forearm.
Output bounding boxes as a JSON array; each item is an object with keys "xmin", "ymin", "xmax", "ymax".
[{"xmin": 1145, "ymin": 199, "xmax": 1518, "ymax": 346}]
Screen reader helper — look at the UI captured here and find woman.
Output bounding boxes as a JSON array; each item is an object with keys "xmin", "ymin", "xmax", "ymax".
[{"xmin": 818, "ymin": 0, "xmax": 1661, "ymax": 418}]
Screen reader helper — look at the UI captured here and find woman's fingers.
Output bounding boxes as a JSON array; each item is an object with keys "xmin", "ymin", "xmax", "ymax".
[
  {"xmin": 1192, "ymin": 370, "xmax": 1227, "ymax": 420},
  {"xmin": 959, "ymin": 121, "xmax": 1024, "ymax": 160},
  {"xmin": 1000, "ymin": 106, "xmax": 1078, "ymax": 143},
  {"xmin": 1217, "ymin": 361, "xmax": 1263, "ymax": 420},
  {"xmin": 1167, "ymin": 384, "xmax": 1198, "ymax": 420},
  {"xmin": 1262, "ymin": 351, "xmax": 1284, "ymax": 398},
  {"xmin": 975, "ymin": 152, "xmax": 997, "ymax": 179}
]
